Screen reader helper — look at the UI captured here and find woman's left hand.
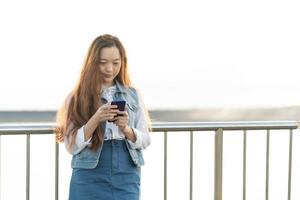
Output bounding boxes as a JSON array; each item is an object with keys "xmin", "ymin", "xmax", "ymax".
[
  {"xmin": 113, "ymin": 110, "xmax": 129, "ymax": 131},
  {"xmin": 113, "ymin": 111, "xmax": 136, "ymax": 142}
]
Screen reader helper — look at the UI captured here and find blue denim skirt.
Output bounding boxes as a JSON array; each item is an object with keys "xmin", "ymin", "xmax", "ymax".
[{"xmin": 69, "ymin": 140, "xmax": 140, "ymax": 200}]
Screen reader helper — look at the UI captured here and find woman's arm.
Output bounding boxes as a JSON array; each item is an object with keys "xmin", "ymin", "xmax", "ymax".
[
  {"xmin": 112, "ymin": 90, "xmax": 151, "ymax": 150},
  {"xmin": 63, "ymin": 96, "xmax": 118, "ymax": 155},
  {"xmin": 64, "ymin": 125, "xmax": 92, "ymax": 155},
  {"xmin": 83, "ymin": 113, "xmax": 102, "ymax": 141},
  {"xmin": 127, "ymin": 90, "xmax": 151, "ymax": 150}
]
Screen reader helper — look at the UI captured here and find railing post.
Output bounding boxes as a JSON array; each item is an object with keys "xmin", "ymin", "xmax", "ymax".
[
  {"xmin": 26, "ymin": 133, "xmax": 30, "ymax": 200},
  {"xmin": 0, "ymin": 135, "xmax": 2, "ymax": 200},
  {"xmin": 164, "ymin": 131, "xmax": 168, "ymax": 200},
  {"xmin": 287, "ymin": 129, "xmax": 293, "ymax": 200},
  {"xmin": 243, "ymin": 130, "xmax": 247, "ymax": 200},
  {"xmin": 55, "ymin": 141, "xmax": 59, "ymax": 200},
  {"xmin": 190, "ymin": 131, "xmax": 193, "ymax": 200},
  {"xmin": 265, "ymin": 130, "xmax": 270, "ymax": 200},
  {"xmin": 214, "ymin": 128, "xmax": 223, "ymax": 200}
]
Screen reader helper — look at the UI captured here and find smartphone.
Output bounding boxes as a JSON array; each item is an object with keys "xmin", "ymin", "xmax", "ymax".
[{"xmin": 108, "ymin": 100, "xmax": 126, "ymax": 122}]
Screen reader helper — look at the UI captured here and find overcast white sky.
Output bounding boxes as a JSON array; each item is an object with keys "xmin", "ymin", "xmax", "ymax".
[{"xmin": 0, "ymin": 0, "xmax": 300, "ymax": 110}]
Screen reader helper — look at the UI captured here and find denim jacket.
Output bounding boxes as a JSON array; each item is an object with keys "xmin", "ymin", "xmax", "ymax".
[{"xmin": 68, "ymin": 81, "xmax": 151, "ymax": 169}]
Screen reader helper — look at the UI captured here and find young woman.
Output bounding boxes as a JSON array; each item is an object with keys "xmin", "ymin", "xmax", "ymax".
[{"xmin": 55, "ymin": 34, "xmax": 151, "ymax": 200}]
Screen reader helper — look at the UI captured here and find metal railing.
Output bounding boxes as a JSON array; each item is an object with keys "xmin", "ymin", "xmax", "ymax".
[{"xmin": 0, "ymin": 121, "xmax": 299, "ymax": 200}]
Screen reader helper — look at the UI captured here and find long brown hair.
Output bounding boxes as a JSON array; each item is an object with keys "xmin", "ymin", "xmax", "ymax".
[{"xmin": 55, "ymin": 34, "xmax": 131, "ymax": 150}]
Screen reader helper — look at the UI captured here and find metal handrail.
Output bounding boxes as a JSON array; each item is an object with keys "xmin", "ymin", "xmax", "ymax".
[
  {"xmin": 0, "ymin": 121, "xmax": 299, "ymax": 200},
  {"xmin": 0, "ymin": 121, "xmax": 298, "ymax": 134}
]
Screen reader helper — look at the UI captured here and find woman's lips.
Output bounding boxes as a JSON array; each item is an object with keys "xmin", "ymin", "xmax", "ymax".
[{"xmin": 103, "ymin": 74, "xmax": 113, "ymax": 78}]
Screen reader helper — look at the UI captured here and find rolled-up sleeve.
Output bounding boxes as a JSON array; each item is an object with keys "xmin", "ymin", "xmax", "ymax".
[
  {"xmin": 127, "ymin": 91, "xmax": 151, "ymax": 150},
  {"xmin": 64, "ymin": 125, "xmax": 92, "ymax": 155}
]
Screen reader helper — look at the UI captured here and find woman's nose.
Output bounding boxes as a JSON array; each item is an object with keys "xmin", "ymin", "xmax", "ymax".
[{"xmin": 106, "ymin": 63, "xmax": 113, "ymax": 72}]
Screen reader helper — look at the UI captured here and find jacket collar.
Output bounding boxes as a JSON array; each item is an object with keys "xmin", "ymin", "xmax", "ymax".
[
  {"xmin": 100, "ymin": 80, "xmax": 127, "ymax": 103},
  {"xmin": 115, "ymin": 80, "xmax": 127, "ymax": 95}
]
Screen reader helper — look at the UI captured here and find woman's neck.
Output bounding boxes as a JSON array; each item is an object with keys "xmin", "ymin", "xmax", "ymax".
[{"xmin": 101, "ymin": 82, "xmax": 115, "ymax": 91}]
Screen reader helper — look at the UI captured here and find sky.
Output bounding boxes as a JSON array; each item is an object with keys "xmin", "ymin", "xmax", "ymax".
[{"xmin": 0, "ymin": 0, "xmax": 300, "ymax": 111}]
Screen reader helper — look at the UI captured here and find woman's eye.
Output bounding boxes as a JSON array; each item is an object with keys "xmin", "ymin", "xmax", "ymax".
[{"xmin": 113, "ymin": 62, "xmax": 119, "ymax": 65}]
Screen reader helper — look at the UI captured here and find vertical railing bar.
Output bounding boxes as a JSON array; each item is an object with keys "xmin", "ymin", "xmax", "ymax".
[
  {"xmin": 55, "ymin": 141, "xmax": 59, "ymax": 200},
  {"xmin": 0, "ymin": 135, "xmax": 2, "ymax": 200},
  {"xmin": 265, "ymin": 129, "xmax": 270, "ymax": 200},
  {"xmin": 287, "ymin": 129, "xmax": 293, "ymax": 200},
  {"xmin": 164, "ymin": 131, "xmax": 168, "ymax": 200},
  {"xmin": 214, "ymin": 128, "xmax": 223, "ymax": 200},
  {"xmin": 190, "ymin": 131, "xmax": 193, "ymax": 200},
  {"xmin": 26, "ymin": 133, "xmax": 30, "ymax": 200},
  {"xmin": 243, "ymin": 130, "xmax": 247, "ymax": 200}
]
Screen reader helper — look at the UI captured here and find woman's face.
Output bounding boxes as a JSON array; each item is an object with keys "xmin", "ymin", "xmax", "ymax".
[{"xmin": 99, "ymin": 46, "xmax": 121, "ymax": 86}]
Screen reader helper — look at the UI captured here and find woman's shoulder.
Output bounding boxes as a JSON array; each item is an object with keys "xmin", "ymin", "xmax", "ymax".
[
  {"xmin": 65, "ymin": 91, "xmax": 74, "ymax": 104},
  {"xmin": 62, "ymin": 91, "xmax": 75, "ymax": 109},
  {"xmin": 127, "ymin": 85, "xmax": 142, "ymax": 98},
  {"xmin": 126, "ymin": 86, "xmax": 146, "ymax": 105},
  {"xmin": 128, "ymin": 85, "xmax": 137, "ymax": 93},
  {"xmin": 116, "ymin": 82, "xmax": 143, "ymax": 101}
]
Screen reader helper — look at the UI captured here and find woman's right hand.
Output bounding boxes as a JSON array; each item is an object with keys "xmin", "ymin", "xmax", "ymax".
[{"xmin": 95, "ymin": 103, "xmax": 118, "ymax": 122}]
